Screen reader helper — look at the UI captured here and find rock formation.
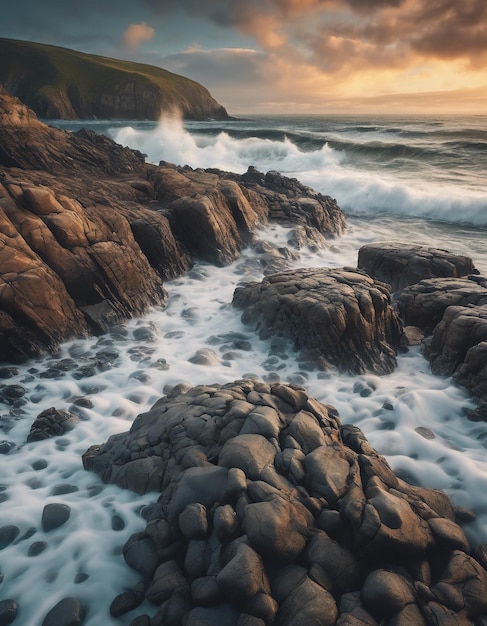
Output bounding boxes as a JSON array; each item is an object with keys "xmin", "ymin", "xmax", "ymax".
[
  {"xmin": 83, "ymin": 380, "xmax": 487, "ymax": 625},
  {"xmin": 398, "ymin": 275, "xmax": 487, "ymax": 334},
  {"xmin": 426, "ymin": 305, "xmax": 487, "ymax": 413},
  {"xmin": 358, "ymin": 243, "xmax": 477, "ymax": 292},
  {"xmin": 357, "ymin": 243, "xmax": 487, "ymax": 413},
  {"xmin": 0, "ymin": 85, "xmax": 345, "ymax": 362},
  {"xmin": 233, "ymin": 268, "xmax": 403, "ymax": 375}
]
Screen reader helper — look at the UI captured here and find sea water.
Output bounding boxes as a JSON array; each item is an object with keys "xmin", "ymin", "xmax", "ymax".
[{"xmin": 1, "ymin": 115, "xmax": 487, "ymax": 625}]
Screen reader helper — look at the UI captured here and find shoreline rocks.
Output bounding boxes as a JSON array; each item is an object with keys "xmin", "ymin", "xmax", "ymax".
[
  {"xmin": 358, "ymin": 243, "xmax": 477, "ymax": 292},
  {"xmin": 0, "ymin": 85, "xmax": 346, "ymax": 363},
  {"xmin": 232, "ymin": 267, "xmax": 403, "ymax": 375},
  {"xmin": 83, "ymin": 380, "xmax": 487, "ymax": 625},
  {"xmin": 358, "ymin": 243, "xmax": 487, "ymax": 413}
]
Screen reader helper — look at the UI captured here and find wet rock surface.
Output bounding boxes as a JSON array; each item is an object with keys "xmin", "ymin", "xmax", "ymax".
[
  {"xmin": 83, "ymin": 380, "xmax": 487, "ymax": 625},
  {"xmin": 232, "ymin": 267, "xmax": 403, "ymax": 375},
  {"xmin": 0, "ymin": 86, "xmax": 346, "ymax": 363},
  {"xmin": 426, "ymin": 304, "xmax": 487, "ymax": 409},
  {"xmin": 27, "ymin": 407, "xmax": 80, "ymax": 442},
  {"xmin": 358, "ymin": 243, "xmax": 477, "ymax": 292},
  {"xmin": 398, "ymin": 275, "xmax": 487, "ymax": 334}
]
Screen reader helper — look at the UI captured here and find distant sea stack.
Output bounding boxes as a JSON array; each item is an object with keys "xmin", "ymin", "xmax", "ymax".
[{"xmin": 0, "ymin": 38, "xmax": 230, "ymax": 121}]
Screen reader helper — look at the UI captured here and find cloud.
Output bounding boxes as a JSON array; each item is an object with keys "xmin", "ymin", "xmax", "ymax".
[
  {"xmin": 144, "ymin": 0, "xmax": 487, "ymax": 70},
  {"xmin": 123, "ymin": 22, "xmax": 155, "ymax": 51}
]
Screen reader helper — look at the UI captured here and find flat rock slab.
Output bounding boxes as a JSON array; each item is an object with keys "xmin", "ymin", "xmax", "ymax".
[
  {"xmin": 232, "ymin": 267, "xmax": 403, "ymax": 375},
  {"xmin": 358, "ymin": 243, "xmax": 477, "ymax": 292},
  {"xmin": 83, "ymin": 380, "xmax": 487, "ymax": 625}
]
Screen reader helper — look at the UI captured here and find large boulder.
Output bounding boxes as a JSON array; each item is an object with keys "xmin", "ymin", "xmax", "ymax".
[
  {"xmin": 232, "ymin": 267, "xmax": 403, "ymax": 375},
  {"xmin": 83, "ymin": 380, "xmax": 487, "ymax": 625},
  {"xmin": 398, "ymin": 276, "xmax": 487, "ymax": 334},
  {"xmin": 358, "ymin": 243, "xmax": 477, "ymax": 292},
  {"xmin": 426, "ymin": 304, "xmax": 487, "ymax": 408}
]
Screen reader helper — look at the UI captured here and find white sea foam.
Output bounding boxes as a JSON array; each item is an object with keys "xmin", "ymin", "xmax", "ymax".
[
  {"xmin": 2, "ymin": 222, "xmax": 487, "ymax": 624},
  {"xmin": 112, "ymin": 116, "xmax": 487, "ymax": 227}
]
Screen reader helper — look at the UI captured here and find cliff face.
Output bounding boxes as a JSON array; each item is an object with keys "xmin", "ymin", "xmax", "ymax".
[{"xmin": 0, "ymin": 38, "xmax": 230, "ymax": 121}]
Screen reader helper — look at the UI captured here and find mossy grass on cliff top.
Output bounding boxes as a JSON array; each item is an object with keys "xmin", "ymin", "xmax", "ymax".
[{"xmin": 0, "ymin": 37, "xmax": 229, "ymax": 120}]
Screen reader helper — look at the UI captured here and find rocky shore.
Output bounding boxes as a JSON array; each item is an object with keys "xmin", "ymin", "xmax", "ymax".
[
  {"xmin": 83, "ymin": 380, "xmax": 487, "ymax": 625},
  {"xmin": 0, "ymin": 85, "xmax": 344, "ymax": 363},
  {"xmin": 1, "ymin": 83, "xmax": 487, "ymax": 625}
]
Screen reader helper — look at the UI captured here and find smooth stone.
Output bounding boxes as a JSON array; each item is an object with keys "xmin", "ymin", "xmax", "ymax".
[
  {"xmin": 41, "ymin": 597, "xmax": 82, "ymax": 626},
  {"xmin": 0, "ymin": 599, "xmax": 18, "ymax": 626},
  {"xmin": 41, "ymin": 503, "xmax": 71, "ymax": 532}
]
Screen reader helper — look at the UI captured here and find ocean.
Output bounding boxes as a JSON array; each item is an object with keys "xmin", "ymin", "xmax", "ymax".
[{"xmin": 2, "ymin": 114, "xmax": 487, "ymax": 624}]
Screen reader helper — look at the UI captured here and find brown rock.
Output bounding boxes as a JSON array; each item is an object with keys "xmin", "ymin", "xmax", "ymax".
[
  {"xmin": 358, "ymin": 243, "xmax": 477, "ymax": 292},
  {"xmin": 233, "ymin": 267, "xmax": 403, "ymax": 375}
]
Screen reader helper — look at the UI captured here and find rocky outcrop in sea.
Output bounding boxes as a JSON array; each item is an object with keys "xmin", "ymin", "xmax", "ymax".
[{"xmin": 83, "ymin": 380, "xmax": 487, "ymax": 625}]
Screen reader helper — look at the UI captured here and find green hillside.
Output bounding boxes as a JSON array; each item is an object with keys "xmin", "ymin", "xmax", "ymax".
[{"xmin": 0, "ymin": 38, "xmax": 229, "ymax": 120}]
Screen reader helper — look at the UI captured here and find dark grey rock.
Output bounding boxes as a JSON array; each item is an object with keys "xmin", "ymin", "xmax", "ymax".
[
  {"xmin": 216, "ymin": 542, "xmax": 268, "ymax": 599},
  {"xmin": 233, "ymin": 267, "xmax": 402, "ymax": 375},
  {"xmin": 145, "ymin": 560, "xmax": 188, "ymax": 605},
  {"xmin": 0, "ymin": 525, "xmax": 19, "ymax": 549},
  {"xmin": 81, "ymin": 380, "xmax": 487, "ymax": 625},
  {"xmin": 0, "ymin": 599, "xmax": 18, "ymax": 626},
  {"xmin": 109, "ymin": 589, "xmax": 143, "ymax": 617},
  {"xmin": 427, "ymin": 304, "xmax": 487, "ymax": 405},
  {"xmin": 41, "ymin": 503, "xmax": 71, "ymax": 532},
  {"xmin": 41, "ymin": 597, "xmax": 82, "ymax": 626},
  {"xmin": 27, "ymin": 407, "xmax": 80, "ymax": 442},
  {"xmin": 397, "ymin": 276, "xmax": 487, "ymax": 333},
  {"xmin": 358, "ymin": 243, "xmax": 477, "ymax": 292},
  {"xmin": 28, "ymin": 541, "xmax": 48, "ymax": 556},
  {"xmin": 361, "ymin": 569, "xmax": 415, "ymax": 619},
  {"xmin": 275, "ymin": 575, "xmax": 337, "ymax": 626},
  {"xmin": 179, "ymin": 503, "xmax": 209, "ymax": 540}
]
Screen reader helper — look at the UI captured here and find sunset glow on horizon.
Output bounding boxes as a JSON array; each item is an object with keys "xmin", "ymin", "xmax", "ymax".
[{"xmin": 2, "ymin": 0, "xmax": 487, "ymax": 114}]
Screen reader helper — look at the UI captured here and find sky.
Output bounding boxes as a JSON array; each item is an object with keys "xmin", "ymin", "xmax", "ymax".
[{"xmin": 2, "ymin": 0, "xmax": 487, "ymax": 114}]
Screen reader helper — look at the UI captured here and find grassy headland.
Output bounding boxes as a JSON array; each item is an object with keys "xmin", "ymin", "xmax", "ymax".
[{"xmin": 0, "ymin": 38, "xmax": 230, "ymax": 120}]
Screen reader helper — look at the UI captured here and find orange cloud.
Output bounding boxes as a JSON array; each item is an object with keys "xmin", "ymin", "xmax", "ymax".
[
  {"xmin": 123, "ymin": 22, "xmax": 155, "ymax": 51},
  {"xmin": 152, "ymin": 0, "xmax": 487, "ymax": 113}
]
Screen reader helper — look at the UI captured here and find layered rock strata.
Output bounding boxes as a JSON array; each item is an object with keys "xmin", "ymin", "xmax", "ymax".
[
  {"xmin": 358, "ymin": 243, "xmax": 477, "ymax": 292},
  {"xmin": 232, "ymin": 268, "xmax": 403, "ymax": 375},
  {"xmin": 0, "ymin": 86, "xmax": 345, "ymax": 362},
  {"xmin": 83, "ymin": 380, "xmax": 487, "ymax": 625}
]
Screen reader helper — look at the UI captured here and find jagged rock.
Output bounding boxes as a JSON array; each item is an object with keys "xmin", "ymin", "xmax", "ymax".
[
  {"xmin": 27, "ymin": 407, "xmax": 80, "ymax": 442},
  {"xmin": 0, "ymin": 86, "xmax": 347, "ymax": 362},
  {"xmin": 358, "ymin": 243, "xmax": 477, "ymax": 292},
  {"xmin": 398, "ymin": 276, "xmax": 487, "ymax": 333},
  {"xmin": 233, "ymin": 267, "xmax": 403, "ymax": 375},
  {"xmin": 427, "ymin": 305, "xmax": 487, "ymax": 405},
  {"xmin": 83, "ymin": 380, "xmax": 487, "ymax": 625},
  {"xmin": 239, "ymin": 168, "xmax": 345, "ymax": 240}
]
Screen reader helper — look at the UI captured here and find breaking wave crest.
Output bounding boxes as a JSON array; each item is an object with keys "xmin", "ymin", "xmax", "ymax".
[{"xmin": 112, "ymin": 115, "xmax": 487, "ymax": 227}]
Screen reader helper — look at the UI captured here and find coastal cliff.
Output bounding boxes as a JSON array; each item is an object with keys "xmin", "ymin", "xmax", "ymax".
[{"xmin": 0, "ymin": 38, "xmax": 230, "ymax": 121}]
